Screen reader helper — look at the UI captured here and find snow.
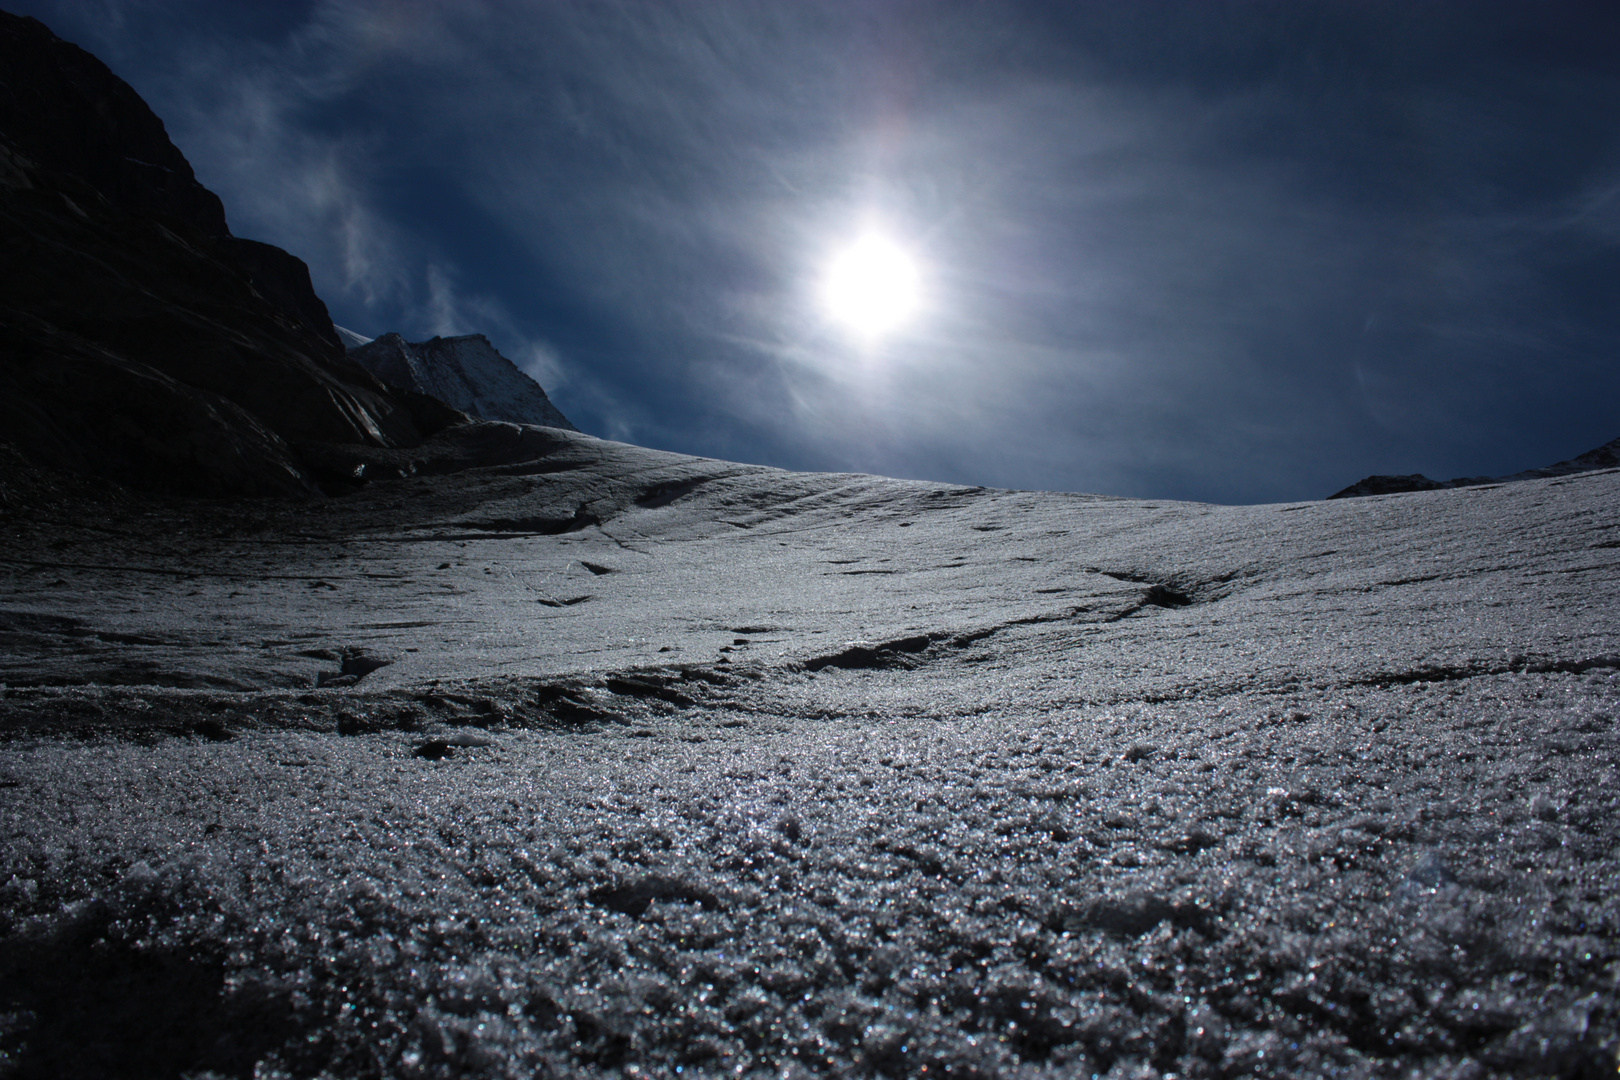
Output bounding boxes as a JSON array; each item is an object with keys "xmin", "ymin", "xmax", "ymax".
[
  {"xmin": 0, "ymin": 426, "xmax": 1617, "ymax": 1077},
  {"xmin": 346, "ymin": 332, "xmax": 576, "ymax": 431},
  {"xmin": 333, "ymin": 324, "xmax": 374, "ymax": 348}
]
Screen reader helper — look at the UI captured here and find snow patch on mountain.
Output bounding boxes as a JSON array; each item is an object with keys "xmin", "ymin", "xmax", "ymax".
[
  {"xmin": 333, "ymin": 324, "xmax": 373, "ymax": 348},
  {"xmin": 346, "ymin": 331, "xmax": 577, "ymax": 431}
]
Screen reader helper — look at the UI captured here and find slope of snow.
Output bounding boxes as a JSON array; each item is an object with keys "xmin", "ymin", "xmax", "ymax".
[
  {"xmin": 1, "ymin": 428, "xmax": 1617, "ymax": 1078},
  {"xmin": 333, "ymin": 324, "xmax": 374, "ymax": 348},
  {"xmin": 347, "ymin": 332, "xmax": 577, "ymax": 431}
]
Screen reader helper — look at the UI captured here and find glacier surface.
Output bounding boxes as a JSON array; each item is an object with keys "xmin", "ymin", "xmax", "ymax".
[{"xmin": 0, "ymin": 426, "xmax": 1617, "ymax": 1078}]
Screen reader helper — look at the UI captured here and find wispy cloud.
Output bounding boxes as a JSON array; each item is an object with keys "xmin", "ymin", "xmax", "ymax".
[
  {"xmin": 111, "ymin": 14, "xmax": 411, "ymax": 312},
  {"xmin": 421, "ymin": 262, "xmax": 568, "ymax": 388},
  {"xmin": 422, "ymin": 264, "xmax": 471, "ymax": 338}
]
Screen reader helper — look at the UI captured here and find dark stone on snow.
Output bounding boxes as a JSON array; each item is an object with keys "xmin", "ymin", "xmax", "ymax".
[
  {"xmin": 1157, "ymin": 829, "xmax": 1222, "ymax": 854},
  {"xmin": 339, "ymin": 651, "xmax": 391, "ymax": 680},
  {"xmin": 187, "ymin": 717, "xmax": 233, "ymax": 742},
  {"xmin": 314, "ymin": 672, "xmax": 359, "ymax": 689},
  {"xmin": 1048, "ymin": 891, "xmax": 1214, "ymax": 938},
  {"xmin": 461, "ymin": 506, "xmax": 600, "ymax": 535},
  {"xmin": 605, "ymin": 675, "xmax": 694, "ymax": 706},
  {"xmin": 588, "ymin": 875, "xmax": 719, "ymax": 917},
  {"xmin": 634, "ymin": 477, "xmax": 710, "ymax": 508},
  {"xmin": 535, "ymin": 684, "xmax": 621, "ymax": 724},
  {"xmin": 802, "ymin": 633, "xmax": 936, "ymax": 672},
  {"xmin": 1141, "ymin": 583, "xmax": 1192, "ymax": 608}
]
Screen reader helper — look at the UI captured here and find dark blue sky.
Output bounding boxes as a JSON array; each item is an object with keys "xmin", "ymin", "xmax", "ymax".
[{"xmin": 14, "ymin": 1, "xmax": 1620, "ymax": 503}]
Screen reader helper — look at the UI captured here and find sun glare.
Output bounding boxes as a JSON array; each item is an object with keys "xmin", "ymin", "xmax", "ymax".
[{"xmin": 821, "ymin": 233, "xmax": 921, "ymax": 338}]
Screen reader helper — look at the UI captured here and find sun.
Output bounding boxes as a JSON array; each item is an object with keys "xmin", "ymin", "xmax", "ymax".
[{"xmin": 820, "ymin": 233, "xmax": 921, "ymax": 338}]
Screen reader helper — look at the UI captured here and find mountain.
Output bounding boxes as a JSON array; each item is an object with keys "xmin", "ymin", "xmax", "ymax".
[
  {"xmin": 1329, "ymin": 434, "xmax": 1620, "ymax": 498},
  {"xmin": 0, "ymin": 11, "xmax": 459, "ymax": 496},
  {"xmin": 346, "ymin": 331, "xmax": 578, "ymax": 430}
]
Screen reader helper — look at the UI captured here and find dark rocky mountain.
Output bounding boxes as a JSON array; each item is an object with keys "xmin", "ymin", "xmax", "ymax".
[
  {"xmin": 347, "ymin": 331, "xmax": 578, "ymax": 430},
  {"xmin": 1329, "ymin": 434, "xmax": 1620, "ymax": 499},
  {"xmin": 0, "ymin": 11, "xmax": 461, "ymax": 497},
  {"xmin": 0, "ymin": 12, "xmax": 230, "ymax": 241}
]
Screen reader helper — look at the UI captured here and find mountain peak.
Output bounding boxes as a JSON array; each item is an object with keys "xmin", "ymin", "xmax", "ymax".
[{"xmin": 347, "ymin": 332, "xmax": 577, "ymax": 431}]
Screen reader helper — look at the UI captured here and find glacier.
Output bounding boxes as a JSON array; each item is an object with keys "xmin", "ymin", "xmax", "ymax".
[{"xmin": 1, "ymin": 424, "xmax": 1617, "ymax": 1078}]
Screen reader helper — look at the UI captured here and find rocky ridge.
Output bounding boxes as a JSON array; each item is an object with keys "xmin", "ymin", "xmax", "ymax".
[
  {"xmin": 0, "ymin": 11, "xmax": 460, "ymax": 496},
  {"xmin": 1329, "ymin": 434, "xmax": 1620, "ymax": 499}
]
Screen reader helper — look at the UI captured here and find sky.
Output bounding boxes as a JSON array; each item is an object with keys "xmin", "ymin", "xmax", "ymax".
[{"xmin": 12, "ymin": 0, "xmax": 1620, "ymax": 503}]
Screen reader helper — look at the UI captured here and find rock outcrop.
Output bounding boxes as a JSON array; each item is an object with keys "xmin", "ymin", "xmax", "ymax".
[
  {"xmin": 1327, "ymin": 473, "xmax": 1460, "ymax": 499},
  {"xmin": 0, "ymin": 11, "xmax": 456, "ymax": 495},
  {"xmin": 348, "ymin": 332, "xmax": 577, "ymax": 431},
  {"xmin": 1501, "ymin": 434, "xmax": 1620, "ymax": 480},
  {"xmin": 0, "ymin": 13, "xmax": 230, "ymax": 238},
  {"xmin": 1329, "ymin": 434, "xmax": 1620, "ymax": 499}
]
